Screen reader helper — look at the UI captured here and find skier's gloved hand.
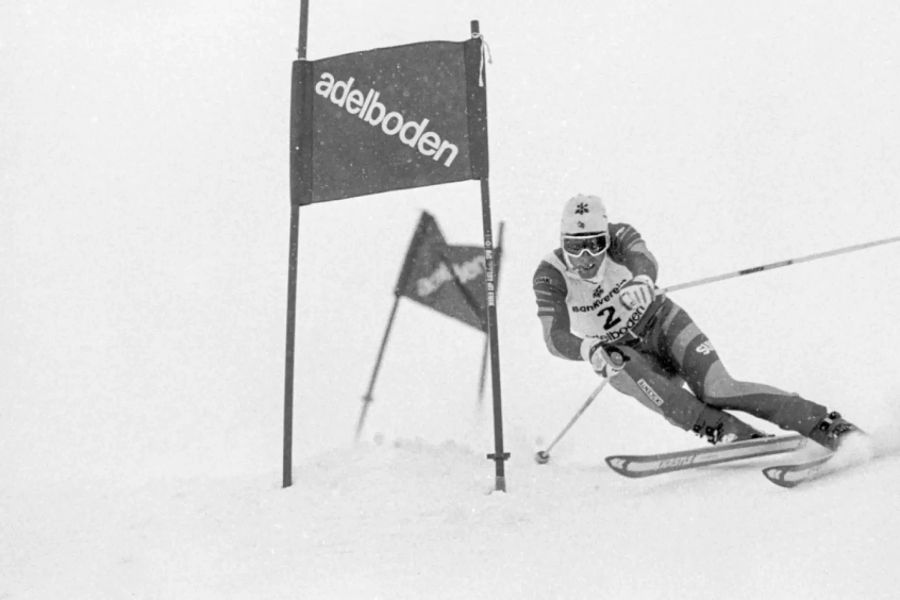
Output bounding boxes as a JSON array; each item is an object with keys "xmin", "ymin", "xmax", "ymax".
[
  {"xmin": 580, "ymin": 339, "xmax": 624, "ymax": 378},
  {"xmin": 619, "ymin": 274, "xmax": 656, "ymax": 311}
]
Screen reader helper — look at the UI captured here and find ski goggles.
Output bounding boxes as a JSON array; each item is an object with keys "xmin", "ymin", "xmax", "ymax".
[{"xmin": 562, "ymin": 233, "xmax": 608, "ymax": 257}]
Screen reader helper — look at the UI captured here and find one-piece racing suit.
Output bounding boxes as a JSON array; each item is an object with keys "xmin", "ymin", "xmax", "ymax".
[{"xmin": 532, "ymin": 222, "xmax": 830, "ymax": 442}]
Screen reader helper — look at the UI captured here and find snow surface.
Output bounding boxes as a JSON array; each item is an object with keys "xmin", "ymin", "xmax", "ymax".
[{"xmin": 4, "ymin": 1, "xmax": 900, "ymax": 598}]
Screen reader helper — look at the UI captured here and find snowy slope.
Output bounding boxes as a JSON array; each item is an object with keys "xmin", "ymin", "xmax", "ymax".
[
  {"xmin": 5, "ymin": 438, "xmax": 900, "ymax": 599},
  {"xmin": 4, "ymin": 1, "xmax": 900, "ymax": 598}
]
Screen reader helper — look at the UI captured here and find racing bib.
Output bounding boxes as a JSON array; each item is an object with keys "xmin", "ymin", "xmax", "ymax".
[{"xmin": 564, "ymin": 259, "xmax": 647, "ymax": 344}]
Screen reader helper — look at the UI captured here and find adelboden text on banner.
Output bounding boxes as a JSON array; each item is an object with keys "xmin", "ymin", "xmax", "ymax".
[{"xmin": 290, "ymin": 39, "xmax": 488, "ymax": 204}]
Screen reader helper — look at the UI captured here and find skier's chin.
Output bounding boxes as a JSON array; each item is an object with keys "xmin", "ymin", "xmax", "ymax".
[{"xmin": 575, "ymin": 263, "xmax": 599, "ymax": 278}]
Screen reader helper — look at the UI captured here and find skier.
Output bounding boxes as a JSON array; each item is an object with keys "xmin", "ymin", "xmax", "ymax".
[{"xmin": 532, "ymin": 194, "xmax": 860, "ymax": 451}]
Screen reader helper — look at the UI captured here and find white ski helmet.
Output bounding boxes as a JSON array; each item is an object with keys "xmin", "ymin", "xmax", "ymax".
[
  {"xmin": 560, "ymin": 194, "xmax": 608, "ymax": 237},
  {"xmin": 560, "ymin": 194, "xmax": 609, "ymax": 270}
]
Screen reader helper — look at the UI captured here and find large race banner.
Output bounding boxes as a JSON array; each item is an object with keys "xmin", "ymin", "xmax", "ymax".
[
  {"xmin": 284, "ymin": 21, "xmax": 506, "ymax": 491},
  {"xmin": 290, "ymin": 39, "xmax": 487, "ymax": 204}
]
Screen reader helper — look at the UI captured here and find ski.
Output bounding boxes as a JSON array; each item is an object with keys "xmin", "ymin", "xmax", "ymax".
[
  {"xmin": 761, "ymin": 454, "xmax": 835, "ymax": 488},
  {"xmin": 605, "ymin": 434, "xmax": 807, "ymax": 478}
]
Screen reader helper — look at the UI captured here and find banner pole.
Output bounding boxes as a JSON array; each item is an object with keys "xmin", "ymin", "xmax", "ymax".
[
  {"xmin": 470, "ymin": 20, "xmax": 509, "ymax": 492},
  {"xmin": 297, "ymin": 0, "xmax": 308, "ymax": 57},
  {"xmin": 477, "ymin": 337, "xmax": 488, "ymax": 405},
  {"xmin": 478, "ymin": 220, "xmax": 504, "ymax": 404},
  {"xmin": 283, "ymin": 0, "xmax": 310, "ymax": 489},
  {"xmin": 283, "ymin": 205, "xmax": 299, "ymax": 489},
  {"xmin": 480, "ymin": 176, "xmax": 508, "ymax": 492},
  {"xmin": 356, "ymin": 293, "xmax": 402, "ymax": 440}
]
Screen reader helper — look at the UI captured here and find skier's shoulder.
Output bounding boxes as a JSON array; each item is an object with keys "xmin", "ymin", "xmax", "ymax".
[
  {"xmin": 533, "ymin": 249, "xmax": 568, "ymax": 290},
  {"xmin": 609, "ymin": 222, "xmax": 646, "ymax": 252}
]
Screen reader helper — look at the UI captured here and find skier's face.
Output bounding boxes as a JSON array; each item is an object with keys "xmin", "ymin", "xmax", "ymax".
[
  {"xmin": 562, "ymin": 233, "xmax": 607, "ymax": 279},
  {"xmin": 568, "ymin": 251, "xmax": 604, "ymax": 278}
]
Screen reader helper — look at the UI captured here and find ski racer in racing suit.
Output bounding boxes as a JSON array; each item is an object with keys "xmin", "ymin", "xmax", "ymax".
[{"xmin": 532, "ymin": 194, "xmax": 860, "ymax": 450}]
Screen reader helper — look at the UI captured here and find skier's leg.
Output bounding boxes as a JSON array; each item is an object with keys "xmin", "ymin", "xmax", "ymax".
[
  {"xmin": 653, "ymin": 302, "xmax": 859, "ymax": 448},
  {"xmin": 609, "ymin": 347, "xmax": 765, "ymax": 443},
  {"xmin": 700, "ymin": 363, "xmax": 861, "ymax": 449},
  {"xmin": 700, "ymin": 361, "xmax": 827, "ymax": 433}
]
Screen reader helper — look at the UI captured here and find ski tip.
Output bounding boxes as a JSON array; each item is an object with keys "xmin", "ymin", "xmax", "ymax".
[
  {"xmin": 605, "ymin": 456, "xmax": 631, "ymax": 476},
  {"xmin": 604, "ymin": 456, "xmax": 622, "ymax": 470},
  {"xmin": 604, "ymin": 456, "xmax": 648, "ymax": 478},
  {"xmin": 762, "ymin": 454, "xmax": 834, "ymax": 488},
  {"xmin": 761, "ymin": 466, "xmax": 801, "ymax": 488}
]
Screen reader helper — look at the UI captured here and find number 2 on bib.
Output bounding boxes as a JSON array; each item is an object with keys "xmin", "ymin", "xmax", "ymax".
[{"xmin": 597, "ymin": 306, "xmax": 621, "ymax": 329}]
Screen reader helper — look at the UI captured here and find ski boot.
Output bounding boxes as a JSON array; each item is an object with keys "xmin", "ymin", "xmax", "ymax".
[
  {"xmin": 807, "ymin": 411, "xmax": 861, "ymax": 451},
  {"xmin": 691, "ymin": 407, "xmax": 767, "ymax": 445}
]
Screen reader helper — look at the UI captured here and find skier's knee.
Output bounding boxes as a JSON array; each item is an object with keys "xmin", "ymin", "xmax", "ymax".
[
  {"xmin": 703, "ymin": 377, "xmax": 738, "ymax": 402},
  {"xmin": 699, "ymin": 361, "xmax": 739, "ymax": 401}
]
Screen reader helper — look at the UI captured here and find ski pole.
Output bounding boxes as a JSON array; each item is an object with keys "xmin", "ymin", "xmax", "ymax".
[
  {"xmin": 535, "ymin": 378, "xmax": 609, "ymax": 464},
  {"xmin": 662, "ymin": 234, "xmax": 900, "ymax": 294}
]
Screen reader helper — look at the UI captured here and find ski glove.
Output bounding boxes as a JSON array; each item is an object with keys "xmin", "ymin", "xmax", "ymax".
[
  {"xmin": 619, "ymin": 274, "xmax": 656, "ymax": 311},
  {"xmin": 580, "ymin": 339, "xmax": 624, "ymax": 378}
]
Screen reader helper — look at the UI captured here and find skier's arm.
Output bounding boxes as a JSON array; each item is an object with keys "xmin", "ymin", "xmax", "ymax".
[
  {"xmin": 609, "ymin": 223, "xmax": 663, "ymax": 314},
  {"xmin": 533, "ymin": 261, "xmax": 582, "ymax": 361},
  {"xmin": 608, "ymin": 223, "xmax": 659, "ymax": 282}
]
